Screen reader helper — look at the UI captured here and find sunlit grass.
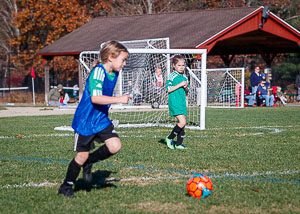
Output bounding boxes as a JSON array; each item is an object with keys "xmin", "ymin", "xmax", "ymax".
[{"xmin": 0, "ymin": 107, "xmax": 299, "ymax": 213}]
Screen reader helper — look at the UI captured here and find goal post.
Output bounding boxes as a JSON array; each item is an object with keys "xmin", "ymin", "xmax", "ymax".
[
  {"xmin": 206, "ymin": 68, "xmax": 244, "ymax": 108},
  {"xmin": 125, "ymin": 48, "xmax": 207, "ymax": 130},
  {"xmin": 100, "ymin": 37, "xmax": 170, "ymax": 49},
  {"xmin": 189, "ymin": 67, "xmax": 245, "ymax": 108},
  {"xmin": 79, "ymin": 47, "xmax": 207, "ymax": 130}
]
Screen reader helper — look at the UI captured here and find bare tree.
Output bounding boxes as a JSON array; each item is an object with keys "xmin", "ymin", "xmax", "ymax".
[
  {"xmin": 0, "ymin": 0, "xmax": 19, "ymax": 52},
  {"xmin": 146, "ymin": 0, "xmax": 153, "ymax": 14},
  {"xmin": 243, "ymin": 0, "xmax": 254, "ymax": 7},
  {"xmin": 108, "ymin": 0, "xmax": 181, "ymax": 16},
  {"xmin": 0, "ymin": 0, "xmax": 19, "ymax": 88}
]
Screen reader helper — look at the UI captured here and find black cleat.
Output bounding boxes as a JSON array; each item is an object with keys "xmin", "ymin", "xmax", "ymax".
[
  {"xmin": 83, "ymin": 162, "xmax": 93, "ymax": 183},
  {"xmin": 58, "ymin": 184, "xmax": 75, "ymax": 198}
]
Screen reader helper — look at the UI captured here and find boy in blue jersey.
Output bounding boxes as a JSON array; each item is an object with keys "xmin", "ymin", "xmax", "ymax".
[{"xmin": 58, "ymin": 41, "xmax": 130, "ymax": 198}]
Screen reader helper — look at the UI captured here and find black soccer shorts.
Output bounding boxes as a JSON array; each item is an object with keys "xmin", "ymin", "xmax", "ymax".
[{"xmin": 74, "ymin": 124, "xmax": 119, "ymax": 152}]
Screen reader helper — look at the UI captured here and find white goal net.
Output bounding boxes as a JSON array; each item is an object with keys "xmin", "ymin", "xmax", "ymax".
[
  {"xmin": 79, "ymin": 38, "xmax": 169, "ymax": 87},
  {"xmin": 189, "ymin": 68, "xmax": 245, "ymax": 108},
  {"xmin": 79, "ymin": 44, "xmax": 207, "ymax": 130}
]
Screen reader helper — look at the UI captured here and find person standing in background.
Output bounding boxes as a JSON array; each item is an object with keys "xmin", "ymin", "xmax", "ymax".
[
  {"xmin": 250, "ymin": 66, "xmax": 262, "ymax": 95},
  {"xmin": 296, "ymin": 71, "xmax": 300, "ymax": 102}
]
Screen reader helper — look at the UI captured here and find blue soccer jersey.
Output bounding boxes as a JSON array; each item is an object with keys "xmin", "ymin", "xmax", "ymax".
[{"xmin": 72, "ymin": 63, "xmax": 119, "ymax": 136}]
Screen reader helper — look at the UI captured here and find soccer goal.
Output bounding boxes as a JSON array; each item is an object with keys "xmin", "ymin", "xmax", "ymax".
[
  {"xmin": 207, "ymin": 68, "xmax": 244, "ymax": 108},
  {"xmin": 79, "ymin": 47, "xmax": 207, "ymax": 130},
  {"xmin": 79, "ymin": 38, "xmax": 170, "ymax": 88},
  {"xmin": 188, "ymin": 67, "xmax": 245, "ymax": 108}
]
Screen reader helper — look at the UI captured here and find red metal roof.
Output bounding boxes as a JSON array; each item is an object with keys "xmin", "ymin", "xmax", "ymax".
[
  {"xmin": 37, "ymin": 6, "xmax": 300, "ymax": 57},
  {"xmin": 197, "ymin": 7, "xmax": 300, "ymax": 55}
]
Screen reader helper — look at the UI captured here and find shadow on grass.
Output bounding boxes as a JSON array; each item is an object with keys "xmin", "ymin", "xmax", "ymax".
[
  {"xmin": 158, "ymin": 138, "xmax": 166, "ymax": 145},
  {"xmin": 74, "ymin": 170, "xmax": 118, "ymax": 193},
  {"xmin": 185, "ymin": 193, "xmax": 192, "ymax": 198}
]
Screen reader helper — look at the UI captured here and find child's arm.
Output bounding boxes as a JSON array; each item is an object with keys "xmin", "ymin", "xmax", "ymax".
[
  {"xmin": 184, "ymin": 87, "xmax": 189, "ymax": 94},
  {"xmin": 167, "ymin": 81, "xmax": 188, "ymax": 94},
  {"xmin": 91, "ymin": 95, "xmax": 130, "ymax": 105},
  {"xmin": 185, "ymin": 89, "xmax": 189, "ymax": 107}
]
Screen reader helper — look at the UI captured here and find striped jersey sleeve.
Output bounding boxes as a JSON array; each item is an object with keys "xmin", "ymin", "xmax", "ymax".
[
  {"xmin": 166, "ymin": 72, "xmax": 177, "ymax": 91},
  {"xmin": 89, "ymin": 66, "xmax": 105, "ymax": 96}
]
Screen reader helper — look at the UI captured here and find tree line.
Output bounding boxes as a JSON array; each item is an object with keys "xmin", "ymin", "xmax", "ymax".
[{"xmin": 0, "ymin": 0, "xmax": 299, "ymax": 89}]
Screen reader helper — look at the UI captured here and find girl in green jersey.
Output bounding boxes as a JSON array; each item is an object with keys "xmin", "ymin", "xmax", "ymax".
[{"xmin": 165, "ymin": 55, "xmax": 188, "ymax": 149}]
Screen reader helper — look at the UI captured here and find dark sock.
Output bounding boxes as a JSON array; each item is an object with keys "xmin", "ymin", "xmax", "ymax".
[
  {"xmin": 87, "ymin": 144, "xmax": 113, "ymax": 164},
  {"xmin": 176, "ymin": 127, "xmax": 185, "ymax": 146},
  {"xmin": 63, "ymin": 158, "xmax": 81, "ymax": 186},
  {"xmin": 168, "ymin": 125, "xmax": 182, "ymax": 139}
]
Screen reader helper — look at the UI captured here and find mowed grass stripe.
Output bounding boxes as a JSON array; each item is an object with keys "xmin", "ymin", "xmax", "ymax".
[
  {"xmin": 1, "ymin": 155, "xmax": 299, "ymax": 185},
  {"xmin": 0, "ymin": 107, "xmax": 299, "ymax": 213}
]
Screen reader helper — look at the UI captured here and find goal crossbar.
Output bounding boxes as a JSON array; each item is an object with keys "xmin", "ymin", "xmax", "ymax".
[
  {"xmin": 79, "ymin": 48, "xmax": 207, "ymax": 130},
  {"xmin": 128, "ymin": 48, "xmax": 207, "ymax": 55}
]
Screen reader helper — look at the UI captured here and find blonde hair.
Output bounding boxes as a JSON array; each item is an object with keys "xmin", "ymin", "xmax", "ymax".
[{"xmin": 92, "ymin": 40, "xmax": 128, "ymax": 69}]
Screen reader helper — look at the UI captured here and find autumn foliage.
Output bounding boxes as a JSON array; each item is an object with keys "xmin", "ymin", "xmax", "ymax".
[
  {"xmin": 4, "ymin": 0, "xmax": 300, "ymax": 88},
  {"xmin": 9, "ymin": 0, "xmax": 110, "ymax": 82}
]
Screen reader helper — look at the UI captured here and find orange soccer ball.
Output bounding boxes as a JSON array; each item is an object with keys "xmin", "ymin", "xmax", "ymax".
[{"xmin": 186, "ymin": 174, "xmax": 213, "ymax": 199}]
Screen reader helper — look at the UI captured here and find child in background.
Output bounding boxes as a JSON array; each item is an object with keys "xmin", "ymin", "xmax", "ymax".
[
  {"xmin": 276, "ymin": 86, "xmax": 287, "ymax": 105},
  {"xmin": 257, "ymin": 80, "xmax": 274, "ymax": 107},
  {"xmin": 59, "ymin": 89, "xmax": 69, "ymax": 106},
  {"xmin": 58, "ymin": 41, "xmax": 130, "ymax": 198},
  {"xmin": 155, "ymin": 67, "xmax": 164, "ymax": 87},
  {"xmin": 244, "ymin": 85, "xmax": 256, "ymax": 107},
  {"xmin": 165, "ymin": 55, "xmax": 189, "ymax": 149},
  {"xmin": 261, "ymin": 74, "xmax": 270, "ymax": 87},
  {"xmin": 234, "ymin": 82, "xmax": 241, "ymax": 107}
]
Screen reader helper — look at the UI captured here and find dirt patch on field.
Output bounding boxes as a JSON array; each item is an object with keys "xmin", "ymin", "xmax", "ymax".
[
  {"xmin": 0, "ymin": 106, "xmax": 76, "ymax": 117},
  {"xmin": 120, "ymin": 201, "xmax": 189, "ymax": 213}
]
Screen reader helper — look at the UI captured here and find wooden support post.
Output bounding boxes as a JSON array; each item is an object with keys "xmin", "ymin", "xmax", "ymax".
[
  {"xmin": 43, "ymin": 57, "xmax": 53, "ymax": 105},
  {"xmin": 260, "ymin": 53, "xmax": 277, "ymax": 68},
  {"xmin": 44, "ymin": 60, "xmax": 49, "ymax": 105},
  {"xmin": 220, "ymin": 54, "xmax": 235, "ymax": 67},
  {"xmin": 260, "ymin": 53, "xmax": 277, "ymax": 84}
]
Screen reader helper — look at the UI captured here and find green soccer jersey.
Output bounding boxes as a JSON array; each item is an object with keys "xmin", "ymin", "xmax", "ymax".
[
  {"xmin": 89, "ymin": 64, "xmax": 116, "ymax": 96},
  {"xmin": 167, "ymin": 71, "xmax": 188, "ymax": 116}
]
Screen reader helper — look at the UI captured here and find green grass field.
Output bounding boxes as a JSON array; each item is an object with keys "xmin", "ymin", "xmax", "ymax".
[{"xmin": 0, "ymin": 107, "xmax": 300, "ymax": 213}]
